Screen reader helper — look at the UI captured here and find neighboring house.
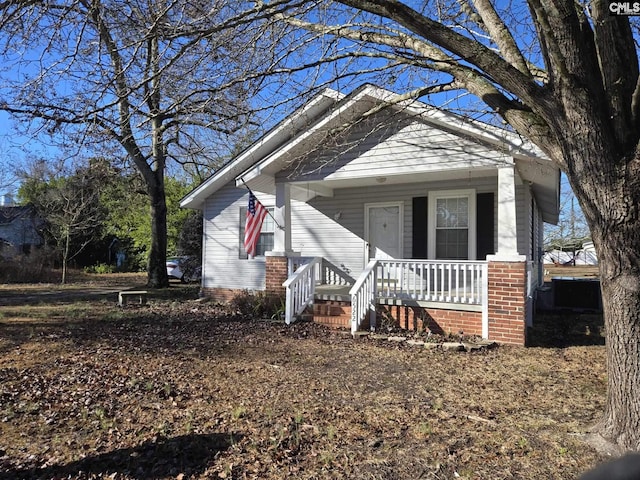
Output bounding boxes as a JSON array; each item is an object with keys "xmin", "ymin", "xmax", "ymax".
[
  {"xmin": 544, "ymin": 241, "xmax": 598, "ymax": 266},
  {"xmin": 181, "ymin": 84, "xmax": 560, "ymax": 346},
  {"xmin": 0, "ymin": 204, "xmax": 43, "ymax": 255}
]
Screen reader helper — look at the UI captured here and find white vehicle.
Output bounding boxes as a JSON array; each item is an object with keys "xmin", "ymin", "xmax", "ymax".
[{"xmin": 166, "ymin": 256, "xmax": 201, "ymax": 283}]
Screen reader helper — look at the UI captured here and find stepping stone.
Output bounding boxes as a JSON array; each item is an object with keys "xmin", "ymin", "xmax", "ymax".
[
  {"xmin": 388, "ymin": 336, "xmax": 407, "ymax": 342},
  {"xmin": 442, "ymin": 342, "xmax": 465, "ymax": 352}
]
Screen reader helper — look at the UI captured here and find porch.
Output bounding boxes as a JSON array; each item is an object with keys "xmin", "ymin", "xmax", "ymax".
[{"xmin": 283, "ymin": 256, "xmax": 491, "ymax": 337}]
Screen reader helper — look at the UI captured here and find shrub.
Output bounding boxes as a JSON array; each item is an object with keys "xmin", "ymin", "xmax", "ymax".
[
  {"xmin": 0, "ymin": 247, "xmax": 57, "ymax": 283},
  {"xmin": 229, "ymin": 290, "xmax": 285, "ymax": 320},
  {"xmin": 84, "ymin": 263, "xmax": 116, "ymax": 274}
]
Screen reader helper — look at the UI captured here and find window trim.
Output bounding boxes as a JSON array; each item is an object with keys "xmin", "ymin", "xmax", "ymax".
[{"xmin": 427, "ymin": 189, "xmax": 476, "ymax": 260}]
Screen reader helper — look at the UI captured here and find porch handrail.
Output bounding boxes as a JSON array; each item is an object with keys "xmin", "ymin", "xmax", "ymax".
[
  {"xmin": 349, "ymin": 260, "xmax": 378, "ymax": 334},
  {"xmin": 287, "ymin": 256, "xmax": 316, "ymax": 277},
  {"xmin": 283, "ymin": 257, "xmax": 322, "ymax": 325},
  {"xmin": 376, "ymin": 260, "xmax": 488, "ymax": 305},
  {"xmin": 319, "ymin": 258, "xmax": 354, "ymax": 286},
  {"xmin": 287, "ymin": 256, "xmax": 354, "ymax": 286}
]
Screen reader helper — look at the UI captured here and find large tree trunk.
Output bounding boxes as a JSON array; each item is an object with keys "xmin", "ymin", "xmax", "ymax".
[
  {"xmin": 590, "ymin": 208, "xmax": 640, "ymax": 451},
  {"xmin": 573, "ymin": 148, "xmax": 640, "ymax": 452},
  {"xmin": 146, "ymin": 171, "xmax": 169, "ymax": 289},
  {"xmin": 596, "ymin": 264, "xmax": 640, "ymax": 452}
]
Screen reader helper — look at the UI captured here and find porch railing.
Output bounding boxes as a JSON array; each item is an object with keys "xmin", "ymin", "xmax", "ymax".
[
  {"xmin": 349, "ymin": 260, "xmax": 378, "ymax": 333},
  {"xmin": 376, "ymin": 260, "xmax": 488, "ymax": 305},
  {"xmin": 348, "ymin": 259, "xmax": 488, "ymax": 334},
  {"xmin": 283, "ymin": 257, "xmax": 321, "ymax": 325},
  {"xmin": 287, "ymin": 257, "xmax": 354, "ymax": 286},
  {"xmin": 284, "ymin": 257, "xmax": 355, "ymax": 325},
  {"xmin": 285, "ymin": 257, "xmax": 489, "ymax": 332}
]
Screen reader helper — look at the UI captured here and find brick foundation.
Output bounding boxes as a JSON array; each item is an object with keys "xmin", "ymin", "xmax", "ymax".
[
  {"xmin": 487, "ymin": 261, "xmax": 526, "ymax": 345},
  {"xmin": 312, "ymin": 300, "xmax": 352, "ymax": 329},
  {"xmin": 377, "ymin": 305, "xmax": 483, "ymax": 337},
  {"xmin": 199, "ymin": 287, "xmax": 246, "ymax": 303}
]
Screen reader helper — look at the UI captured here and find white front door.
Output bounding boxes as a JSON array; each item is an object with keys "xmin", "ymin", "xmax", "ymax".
[{"xmin": 365, "ymin": 203, "xmax": 403, "ymax": 261}]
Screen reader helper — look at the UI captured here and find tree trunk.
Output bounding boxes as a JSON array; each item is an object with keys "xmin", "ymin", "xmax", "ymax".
[
  {"xmin": 590, "ymin": 221, "xmax": 640, "ymax": 451},
  {"xmin": 61, "ymin": 228, "xmax": 69, "ymax": 285},
  {"xmin": 146, "ymin": 172, "xmax": 169, "ymax": 289},
  {"xmin": 574, "ymin": 149, "xmax": 640, "ymax": 452},
  {"xmin": 595, "ymin": 270, "xmax": 640, "ymax": 452}
]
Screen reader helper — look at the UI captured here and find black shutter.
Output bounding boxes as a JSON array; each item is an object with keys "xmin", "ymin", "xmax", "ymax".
[
  {"xmin": 412, "ymin": 196, "xmax": 428, "ymax": 259},
  {"xmin": 476, "ymin": 192, "xmax": 494, "ymax": 260},
  {"xmin": 239, "ymin": 207, "xmax": 248, "ymax": 259}
]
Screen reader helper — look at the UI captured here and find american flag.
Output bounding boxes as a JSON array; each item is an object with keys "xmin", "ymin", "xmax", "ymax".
[{"xmin": 244, "ymin": 191, "xmax": 268, "ymax": 257}]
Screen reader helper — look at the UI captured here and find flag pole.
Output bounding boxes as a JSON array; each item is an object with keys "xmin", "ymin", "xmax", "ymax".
[{"xmin": 239, "ymin": 177, "xmax": 284, "ymax": 230}]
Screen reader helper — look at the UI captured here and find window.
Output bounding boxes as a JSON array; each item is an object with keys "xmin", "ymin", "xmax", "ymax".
[
  {"xmin": 239, "ymin": 206, "xmax": 274, "ymax": 258},
  {"xmin": 428, "ymin": 190, "xmax": 476, "ymax": 260},
  {"xmin": 256, "ymin": 209, "xmax": 275, "ymax": 256}
]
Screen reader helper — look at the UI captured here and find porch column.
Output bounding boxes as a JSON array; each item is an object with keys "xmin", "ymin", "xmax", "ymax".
[
  {"xmin": 484, "ymin": 163, "xmax": 528, "ymax": 345},
  {"xmin": 495, "ymin": 164, "xmax": 521, "ymax": 260},
  {"xmin": 486, "ymin": 260, "xmax": 527, "ymax": 345},
  {"xmin": 265, "ymin": 253, "xmax": 288, "ymax": 299},
  {"xmin": 266, "ymin": 182, "xmax": 296, "ymax": 301},
  {"xmin": 273, "ymin": 182, "xmax": 292, "ymax": 254}
]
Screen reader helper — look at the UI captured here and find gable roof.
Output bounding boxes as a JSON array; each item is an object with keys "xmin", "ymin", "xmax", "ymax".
[{"xmin": 182, "ymin": 84, "xmax": 560, "ymax": 222}]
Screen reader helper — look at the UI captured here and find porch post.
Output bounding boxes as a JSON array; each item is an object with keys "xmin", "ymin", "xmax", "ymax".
[
  {"xmin": 485, "ymin": 260, "xmax": 527, "ymax": 345},
  {"xmin": 273, "ymin": 182, "xmax": 292, "ymax": 254},
  {"xmin": 266, "ymin": 182, "xmax": 296, "ymax": 302},
  {"xmin": 483, "ymin": 163, "xmax": 528, "ymax": 345},
  {"xmin": 495, "ymin": 164, "xmax": 520, "ymax": 259}
]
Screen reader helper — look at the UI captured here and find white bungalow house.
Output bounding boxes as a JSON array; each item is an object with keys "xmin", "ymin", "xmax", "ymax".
[{"xmin": 181, "ymin": 85, "xmax": 560, "ymax": 346}]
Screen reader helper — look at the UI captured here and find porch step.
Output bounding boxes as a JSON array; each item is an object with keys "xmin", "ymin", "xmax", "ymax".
[
  {"xmin": 311, "ymin": 300, "xmax": 352, "ymax": 329},
  {"xmin": 314, "ymin": 284, "xmax": 351, "ymax": 302}
]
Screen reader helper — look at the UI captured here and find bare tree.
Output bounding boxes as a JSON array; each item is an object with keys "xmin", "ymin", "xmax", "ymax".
[
  {"xmin": 262, "ymin": 0, "xmax": 640, "ymax": 453},
  {"xmin": 21, "ymin": 164, "xmax": 105, "ymax": 284},
  {"xmin": 0, "ymin": 0, "xmax": 296, "ymax": 287},
  {"xmin": 545, "ymin": 178, "xmax": 591, "ymax": 260}
]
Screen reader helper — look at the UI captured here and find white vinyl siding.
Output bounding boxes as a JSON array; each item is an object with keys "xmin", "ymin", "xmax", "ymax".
[
  {"xmin": 202, "ymin": 184, "xmax": 275, "ymax": 291},
  {"xmin": 201, "ymin": 175, "xmax": 532, "ymax": 291},
  {"xmin": 277, "ymin": 109, "xmax": 500, "ymax": 183}
]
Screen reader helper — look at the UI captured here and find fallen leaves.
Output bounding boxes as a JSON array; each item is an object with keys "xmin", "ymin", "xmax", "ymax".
[{"xmin": 0, "ymin": 297, "xmax": 609, "ymax": 479}]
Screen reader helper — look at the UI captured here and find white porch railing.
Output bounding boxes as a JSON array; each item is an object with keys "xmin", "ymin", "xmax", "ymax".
[
  {"xmin": 376, "ymin": 260, "xmax": 488, "ymax": 305},
  {"xmin": 287, "ymin": 257, "xmax": 354, "ymax": 286},
  {"xmin": 285, "ymin": 257, "xmax": 489, "ymax": 335},
  {"xmin": 283, "ymin": 257, "xmax": 321, "ymax": 325},
  {"xmin": 349, "ymin": 259, "xmax": 489, "ymax": 334},
  {"xmin": 284, "ymin": 257, "xmax": 355, "ymax": 325},
  {"xmin": 349, "ymin": 260, "xmax": 378, "ymax": 333}
]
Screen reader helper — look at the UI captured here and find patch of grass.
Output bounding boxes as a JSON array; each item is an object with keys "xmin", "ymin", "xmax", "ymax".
[
  {"xmin": 416, "ymin": 421, "xmax": 432, "ymax": 437},
  {"xmin": 232, "ymin": 405, "xmax": 247, "ymax": 421}
]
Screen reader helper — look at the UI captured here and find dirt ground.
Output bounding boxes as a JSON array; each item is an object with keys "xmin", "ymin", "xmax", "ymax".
[{"xmin": 0, "ymin": 272, "xmax": 609, "ymax": 479}]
